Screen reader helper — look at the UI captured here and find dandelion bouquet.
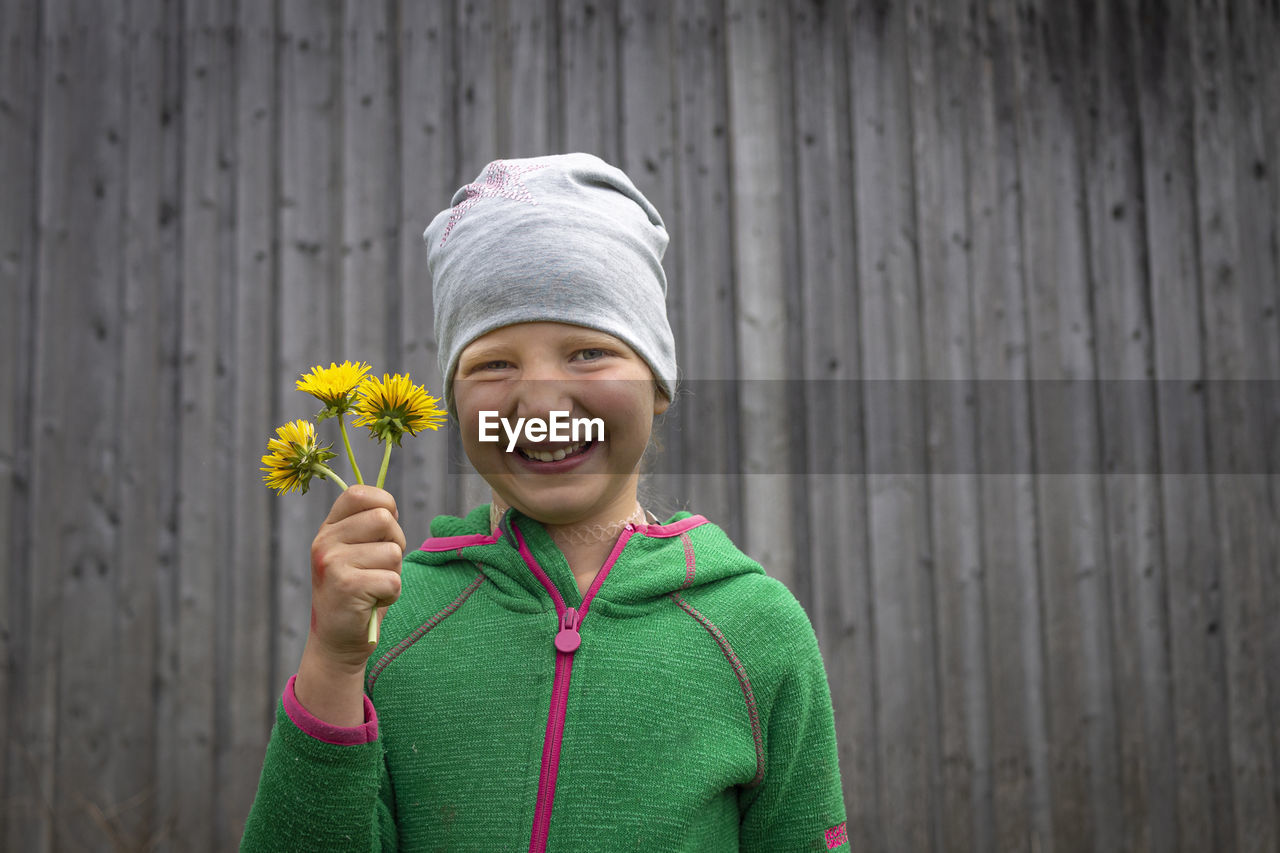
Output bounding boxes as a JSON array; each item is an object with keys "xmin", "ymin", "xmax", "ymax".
[{"xmin": 261, "ymin": 360, "xmax": 446, "ymax": 642}]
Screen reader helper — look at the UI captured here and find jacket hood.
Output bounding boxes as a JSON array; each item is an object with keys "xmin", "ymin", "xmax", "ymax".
[{"xmin": 407, "ymin": 504, "xmax": 764, "ymax": 611}]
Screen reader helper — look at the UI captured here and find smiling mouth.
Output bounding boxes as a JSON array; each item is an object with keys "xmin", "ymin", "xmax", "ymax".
[{"xmin": 516, "ymin": 440, "xmax": 595, "ymax": 463}]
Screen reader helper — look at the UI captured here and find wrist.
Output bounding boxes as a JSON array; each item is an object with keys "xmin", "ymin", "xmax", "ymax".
[
  {"xmin": 284, "ymin": 674, "xmax": 379, "ymax": 744},
  {"xmin": 296, "ymin": 644, "xmax": 368, "ymax": 727},
  {"xmin": 301, "ymin": 637, "xmax": 370, "ymax": 679}
]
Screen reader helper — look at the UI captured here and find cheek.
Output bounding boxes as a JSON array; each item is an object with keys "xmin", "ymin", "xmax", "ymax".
[
  {"xmin": 453, "ymin": 384, "xmax": 502, "ymax": 446},
  {"xmin": 589, "ymin": 389, "xmax": 656, "ymax": 441}
]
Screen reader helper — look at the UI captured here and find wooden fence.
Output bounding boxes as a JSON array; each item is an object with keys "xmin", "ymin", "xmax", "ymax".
[{"xmin": 2, "ymin": 0, "xmax": 1278, "ymax": 850}]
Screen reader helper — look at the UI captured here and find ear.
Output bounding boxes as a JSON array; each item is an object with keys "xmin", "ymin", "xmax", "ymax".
[{"xmin": 653, "ymin": 385, "xmax": 670, "ymax": 416}]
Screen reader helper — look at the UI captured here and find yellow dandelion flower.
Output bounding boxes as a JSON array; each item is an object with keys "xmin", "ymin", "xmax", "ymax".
[
  {"xmin": 351, "ymin": 373, "xmax": 446, "ymax": 446},
  {"xmin": 296, "ymin": 360, "xmax": 373, "ymax": 414},
  {"xmin": 351, "ymin": 372, "xmax": 446, "ymax": 488},
  {"xmin": 260, "ymin": 419, "xmax": 346, "ymax": 495},
  {"xmin": 296, "ymin": 360, "xmax": 374, "ymax": 484}
]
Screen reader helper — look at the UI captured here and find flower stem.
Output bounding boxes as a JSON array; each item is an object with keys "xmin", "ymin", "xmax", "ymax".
[
  {"xmin": 339, "ymin": 414, "xmax": 365, "ymax": 485},
  {"xmin": 367, "ymin": 609, "xmax": 380, "ymax": 645},
  {"xmin": 375, "ymin": 440, "xmax": 394, "ymax": 489},
  {"xmin": 314, "ymin": 463, "xmax": 350, "ymax": 491}
]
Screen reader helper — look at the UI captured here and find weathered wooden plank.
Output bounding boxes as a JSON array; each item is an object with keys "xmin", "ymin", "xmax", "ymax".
[
  {"xmin": 112, "ymin": 0, "xmax": 180, "ymax": 847},
  {"xmin": 455, "ymin": 0, "xmax": 499, "ymax": 178},
  {"xmin": 846, "ymin": 1, "xmax": 939, "ymax": 848},
  {"xmin": 618, "ymin": 0, "xmax": 674, "ymax": 223},
  {"xmin": 788, "ymin": 0, "xmax": 868, "ymax": 842},
  {"xmin": 453, "ymin": 0, "xmax": 502, "ymax": 514},
  {"xmin": 149, "ymin": 2, "xmax": 187, "ymax": 848},
  {"xmin": 220, "ymin": 1, "xmax": 277, "ymax": 845},
  {"xmin": 1191, "ymin": 1, "xmax": 1280, "ymax": 849},
  {"xmin": 1009, "ymin": 1, "xmax": 1124, "ymax": 848},
  {"xmin": 500, "ymin": 0, "xmax": 556, "ymax": 154},
  {"xmin": 968, "ymin": 6, "xmax": 1052, "ymax": 850},
  {"xmin": 340, "ymin": 0, "xmax": 395, "ymax": 499},
  {"xmin": 1224, "ymin": 6, "xmax": 1280, "ymax": 845},
  {"xmin": 1246, "ymin": 5, "xmax": 1280, "ymax": 839},
  {"xmin": 1080, "ymin": 2, "xmax": 1178, "ymax": 851},
  {"xmin": 171, "ymin": 2, "xmax": 238, "ymax": 848},
  {"xmin": 670, "ymin": 0, "xmax": 738, "ymax": 535},
  {"xmin": 1128, "ymin": 0, "xmax": 1233, "ymax": 849},
  {"xmin": 276, "ymin": 0, "xmax": 342, "ymax": 712},
  {"xmin": 0, "ymin": 0, "xmax": 40, "ymax": 846},
  {"xmin": 47, "ymin": 1, "xmax": 130, "ymax": 848},
  {"xmin": 617, "ymin": 0, "xmax": 681, "ymax": 511},
  {"xmin": 11, "ymin": 1, "xmax": 129, "ymax": 848},
  {"xmin": 907, "ymin": 1, "xmax": 993, "ymax": 849},
  {"xmin": 559, "ymin": 0, "xmax": 619, "ymax": 162},
  {"xmin": 725, "ymin": 0, "xmax": 797, "ymax": 591},
  {"xmin": 397, "ymin": 0, "xmax": 459, "ymax": 524}
]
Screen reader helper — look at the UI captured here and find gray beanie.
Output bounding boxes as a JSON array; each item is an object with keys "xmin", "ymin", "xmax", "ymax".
[{"xmin": 424, "ymin": 153, "xmax": 677, "ymax": 412}]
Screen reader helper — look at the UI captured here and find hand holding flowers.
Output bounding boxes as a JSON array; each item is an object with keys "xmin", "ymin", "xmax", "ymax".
[{"xmin": 261, "ymin": 361, "xmax": 445, "ymax": 643}]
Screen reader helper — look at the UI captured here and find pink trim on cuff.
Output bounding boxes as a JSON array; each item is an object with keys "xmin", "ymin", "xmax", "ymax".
[{"xmin": 284, "ymin": 674, "xmax": 379, "ymax": 745}]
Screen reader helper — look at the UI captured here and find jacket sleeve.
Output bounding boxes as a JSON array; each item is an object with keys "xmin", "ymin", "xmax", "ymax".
[
  {"xmin": 738, "ymin": 612, "xmax": 848, "ymax": 852},
  {"xmin": 240, "ymin": 691, "xmax": 398, "ymax": 852}
]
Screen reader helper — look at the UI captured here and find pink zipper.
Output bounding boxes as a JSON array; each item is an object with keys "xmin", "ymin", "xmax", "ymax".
[{"xmin": 513, "ymin": 521, "xmax": 636, "ymax": 853}]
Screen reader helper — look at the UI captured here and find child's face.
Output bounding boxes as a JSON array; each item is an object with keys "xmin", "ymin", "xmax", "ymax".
[{"xmin": 453, "ymin": 322, "xmax": 669, "ymax": 527}]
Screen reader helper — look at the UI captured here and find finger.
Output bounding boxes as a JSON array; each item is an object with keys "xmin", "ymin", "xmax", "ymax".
[
  {"xmin": 323, "ymin": 484, "xmax": 399, "ymax": 525},
  {"xmin": 327, "ymin": 506, "xmax": 407, "ymax": 551},
  {"xmin": 364, "ymin": 569, "xmax": 403, "ymax": 610},
  {"xmin": 344, "ymin": 540, "xmax": 405, "ymax": 574},
  {"xmin": 326, "ymin": 564, "xmax": 402, "ymax": 610}
]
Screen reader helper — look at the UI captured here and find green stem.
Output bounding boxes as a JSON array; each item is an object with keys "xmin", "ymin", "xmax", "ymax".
[
  {"xmin": 313, "ymin": 463, "xmax": 350, "ymax": 491},
  {"xmin": 375, "ymin": 439, "xmax": 394, "ymax": 489},
  {"xmin": 338, "ymin": 414, "xmax": 365, "ymax": 485}
]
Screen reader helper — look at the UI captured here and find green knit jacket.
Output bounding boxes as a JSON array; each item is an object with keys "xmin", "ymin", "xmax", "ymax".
[{"xmin": 242, "ymin": 507, "xmax": 848, "ymax": 852}]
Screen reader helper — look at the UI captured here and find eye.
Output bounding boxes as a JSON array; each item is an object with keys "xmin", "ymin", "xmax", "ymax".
[
  {"xmin": 572, "ymin": 348, "xmax": 609, "ymax": 362},
  {"xmin": 464, "ymin": 359, "xmax": 511, "ymax": 375}
]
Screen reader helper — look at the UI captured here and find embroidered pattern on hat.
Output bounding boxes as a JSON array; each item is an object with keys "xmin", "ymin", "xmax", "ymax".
[
  {"xmin": 824, "ymin": 821, "xmax": 848, "ymax": 849},
  {"xmin": 439, "ymin": 160, "xmax": 549, "ymax": 246}
]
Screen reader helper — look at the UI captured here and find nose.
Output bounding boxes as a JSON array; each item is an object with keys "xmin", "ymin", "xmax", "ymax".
[{"xmin": 512, "ymin": 361, "xmax": 574, "ymax": 422}]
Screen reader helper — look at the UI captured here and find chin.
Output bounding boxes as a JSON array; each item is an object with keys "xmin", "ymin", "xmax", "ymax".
[{"xmin": 493, "ymin": 475, "xmax": 634, "ymax": 528}]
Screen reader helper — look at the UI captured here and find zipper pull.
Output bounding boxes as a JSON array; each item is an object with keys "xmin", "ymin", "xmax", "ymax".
[{"xmin": 555, "ymin": 607, "xmax": 582, "ymax": 654}]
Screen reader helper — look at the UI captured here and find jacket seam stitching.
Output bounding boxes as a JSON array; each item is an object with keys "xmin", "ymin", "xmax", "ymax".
[
  {"xmin": 366, "ymin": 570, "xmax": 486, "ymax": 693},
  {"xmin": 679, "ymin": 531, "xmax": 696, "ymax": 588},
  {"xmin": 669, "ymin": 590, "xmax": 766, "ymax": 788}
]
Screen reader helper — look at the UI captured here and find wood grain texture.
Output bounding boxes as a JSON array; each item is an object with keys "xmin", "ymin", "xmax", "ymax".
[
  {"xmin": 669, "ymin": 0, "xmax": 739, "ymax": 534},
  {"xmin": 1130, "ymin": 0, "xmax": 1233, "ymax": 849},
  {"xmin": 789, "ymin": 0, "xmax": 870, "ymax": 845},
  {"xmin": 0, "ymin": 0, "xmax": 40, "ymax": 839},
  {"xmin": 397, "ymin": 0, "xmax": 458, "ymax": 526},
  {"xmin": 171, "ymin": 2, "xmax": 238, "ymax": 848},
  {"xmin": 113, "ymin": 0, "xmax": 180, "ymax": 848},
  {"xmin": 907, "ymin": 2, "xmax": 992, "ymax": 849},
  {"xmin": 559, "ymin": 0, "xmax": 619, "ymax": 162},
  {"xmin": 847, "ymin": 2, "xmax": 939, "ymax": 849},
  {"xmin": 970, "ymin": 7, "xmax": 1053, "ymax": 851},
  {"xmin": 1, "ymin": 2, "xmax": 1277, "ymax": 849},
  {"xmin": 1190, "ymin": 1, "xmax": 1280, "ymax": 848},
  {"xmin": 1080, "ymin": 3, "xmax": 1175, "ymax": 851},
  {"xmin": 1011, "ymin": 2, "xmax": 1122, "ymax": 849},
  {"xmin": 275, "ymin": 0, "xmax": 342, "ymax": 719},
  {"xmin": 220, "ymin": 2, "xmax": 278, "ymax": 845},
  {"xmin": 725, "ymin": 0, "xmax": 796, "ymax": 590}
]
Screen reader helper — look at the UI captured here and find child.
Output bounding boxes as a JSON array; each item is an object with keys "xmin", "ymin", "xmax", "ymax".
[{"xmin": 241, "ymin": 153, "xmax": 848, "ymax": 852}]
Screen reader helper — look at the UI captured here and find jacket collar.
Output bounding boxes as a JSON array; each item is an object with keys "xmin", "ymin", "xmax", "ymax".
[{"xmin": 413, "ymin": 505, "xmax": 763, "ymax": 610}]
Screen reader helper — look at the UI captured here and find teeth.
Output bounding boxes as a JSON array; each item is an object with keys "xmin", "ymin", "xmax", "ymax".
[{"xmin": 524, "ymin": 441, "xmax": 586, "ymax": 463}]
